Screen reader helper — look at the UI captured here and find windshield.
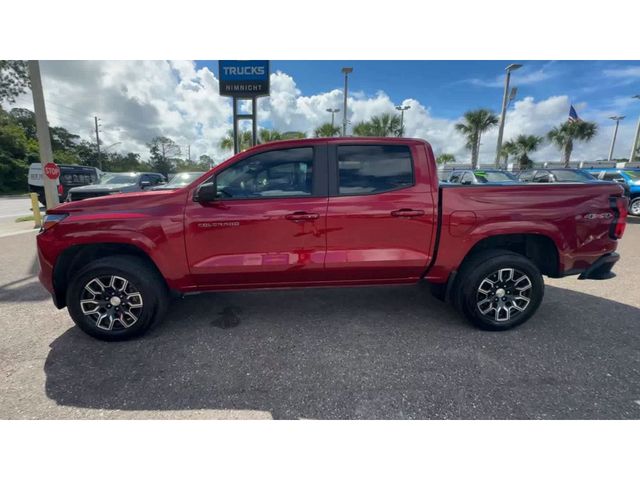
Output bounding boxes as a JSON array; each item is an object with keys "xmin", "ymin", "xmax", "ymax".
[
  {"xmin": 474, "ymin": 171, "xmax": 517, "ymax": 183},
  {"xmin": 166, "ymin": 172, "xmax": 203, "ymax": 186},
  {"xmin": 98, "ymin": 173, "xmax": 139, "ymax": 185},
  {"xmin": 550, "ymin": 170, "xmax": 594, "ymax": 182}
]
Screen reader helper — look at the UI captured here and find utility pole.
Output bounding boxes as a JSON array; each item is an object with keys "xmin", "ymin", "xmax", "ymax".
[
  {"xmin": 608, "ymin": 115, "xmax": 625, "ymax": 162},
  {"xmin": 495, "ymin": 63, "xmax": 522, "ymax": 166},
  {"xmin": 629, "ymin": 95, "xmax": 640, "ymax": 163},
  {"xmin": 341, "ymin": 67, "xmax": 353, "ymax": 136},
  {"xmin": 395, "ymin": 105, "xmax": 411, "ymax": 137},
  {"xmin": 326, "ymin": 108, "xmax": 340, "ymax": 128},
  {"xmin": 94, "ymin": 116, "xmax": 102, "ymax": 170},
  {"xmin": 27, "ymin": 60, "xmax": 59, "ymax": 209}
]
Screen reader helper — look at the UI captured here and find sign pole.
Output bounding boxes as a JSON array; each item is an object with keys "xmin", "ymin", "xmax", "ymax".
[
  {"xmin": 28, "ymin": 60, "xmax": 59, "ymax": 209},
  {"xmin": 252, "ymin": 97, "xmax": 258, "ymax": 147},
  {"xmin": 232, "ymin": 97, "xmax": 239, "ymax": 155}
]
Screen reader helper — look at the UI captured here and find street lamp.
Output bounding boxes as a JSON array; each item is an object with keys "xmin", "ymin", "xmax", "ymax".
[
  {"xmin": 608, "ymin": 115, "xmax": 625, "ymax": 162},
  {"xmin": 495, "ymin": 63, "xmax": 522, "ymax": 166},
  {"xmin": 341, "ymin": 67, "xmax": 353, "ymax": 136},
  {"xmin": 326, "ymin": 108, "xmax": 340, "ymax": 128},
  {"xmin": 629, "ymin": 95, "xmax": 640, "ymax": 163},
  {"xmin": 395, "ymin": 105, "xmax": 411, "ymax": 137}
]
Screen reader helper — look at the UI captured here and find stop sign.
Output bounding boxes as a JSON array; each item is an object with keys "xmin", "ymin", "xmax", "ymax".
[{"xmin": 44, "ymin": 162, "xmax": 60, "ymax": 180}]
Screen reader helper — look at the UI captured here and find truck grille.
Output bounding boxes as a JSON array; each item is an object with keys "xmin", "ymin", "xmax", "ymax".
[{"xmin": 69, "ymin": 191, "xmax": 110, "ymax": 202}]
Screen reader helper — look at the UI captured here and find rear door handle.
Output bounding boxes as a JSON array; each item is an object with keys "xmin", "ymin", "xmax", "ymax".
[
  {"xmin": 285, "ymin": 211, "xmax": 320, "ymax": 222},
  {"xmin": 391, "ymin": 209, "xmax": 425, "ymax": 218}
]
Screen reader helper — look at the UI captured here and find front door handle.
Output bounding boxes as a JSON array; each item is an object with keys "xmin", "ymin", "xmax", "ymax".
[
  {"xmin": 391, "ymin": 209, "xmax": 425, "ymax": 218},
  {"xmin": 285, "ymin": 211, "xmax": 320, "ymax": 222}
]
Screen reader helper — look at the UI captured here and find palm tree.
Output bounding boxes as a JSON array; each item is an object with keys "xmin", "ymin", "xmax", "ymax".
[
  {"xmin": 353, "ymin": 121, "xmax": 374, "ymax": 136},
  {"xmin": 220, "ymin": 130, "xmax": 253, "ymax": 151},
  {"xmin": 547, "ymin": 121, "xmax": 598, "ymax": 167},
  {"xmin": 502, "ymin": 135, "xmax": 543, "ymax": 169},
  {"xmin": 455, "ymin": 109, "xmax": 499, "ymax": 169},
  {"xmin": 351, "ymin": 114, "xmax": 402, "ymax": 137},
  {"xmin": 314, "ymin": 123, "xmax": 341, "ymax": 138},
  {"xmin": 258, "ymin": 129, "xmax": 284, "ymax": 143},
  {"xmin": 437, "ymin": 153, "xmax": 456, "ymax": 165},
  {"xmin": 280, "ymin": 131, "xmax": 307, "ymax": 140}
]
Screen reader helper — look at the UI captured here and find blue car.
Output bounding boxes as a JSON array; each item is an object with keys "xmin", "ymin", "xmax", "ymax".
[{"xmin": 588, "ymin": 168, "xmax": 640, "ymax": 216}]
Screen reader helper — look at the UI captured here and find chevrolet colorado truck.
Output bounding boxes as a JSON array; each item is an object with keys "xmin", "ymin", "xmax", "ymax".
[{"xmin": 36, "ymin": 138, "xmax": 628, "ymax": 340}]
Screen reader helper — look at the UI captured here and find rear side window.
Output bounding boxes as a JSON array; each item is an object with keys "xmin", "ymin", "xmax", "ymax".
[
  {"xmin": 603, "ymin": 172, "xmax": 624, "ymax": 182},
  {"xmin": 337, "ymin": 145, "xmax": 413, "ymax": 195},
  {"xmin": 519, "ymin": 171, "xmax": 535, "ymax": 182}
]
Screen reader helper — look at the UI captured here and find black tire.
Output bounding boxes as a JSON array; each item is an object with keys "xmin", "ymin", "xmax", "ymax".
[
  {"xmin": 66, "ymin": 255, "xmax": 168, "ymax": 341},
  {"xmin": 629, "ymin": 197, "xmax": 640, "ymax": 217},
  {"xmin": 453, "ymin": 249, "xmax": 544, "ymax": 331}
]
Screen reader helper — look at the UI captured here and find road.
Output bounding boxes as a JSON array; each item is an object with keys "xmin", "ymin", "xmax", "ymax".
[{"xmin": 0, "ymin": 219, "xmax": 639, "ymax": 419}]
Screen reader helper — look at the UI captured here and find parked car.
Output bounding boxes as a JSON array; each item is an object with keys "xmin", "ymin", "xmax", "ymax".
[
  {"xmin": 28, "ymin": 163, "xmax": 100, "ymax": 205},
  {"xmin": 66, "ymin": 172, "xmax": 166, "ymax": 202},
  {"xmin": 517, "ymin": 168, "xmax": 598, "ymax": 183},
  {"xmin": 36, "ymin": 138, "xmax": 628, "ymax": 340},
  {"xmin": 587, "ymin": 168, "xmax": 640, "ymax": 216},
  {"xmin": 447, "ymin": 169, "xmax": 518, "ymax": 184},
  {"xmin": 151, "ymin": 172, "xmax": 204, "ymax": 191}
]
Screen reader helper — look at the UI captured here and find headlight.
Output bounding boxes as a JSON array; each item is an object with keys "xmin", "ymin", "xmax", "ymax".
[{"xmin": 41, "ymin": 213, "xmax": 68, "ymax": 232}]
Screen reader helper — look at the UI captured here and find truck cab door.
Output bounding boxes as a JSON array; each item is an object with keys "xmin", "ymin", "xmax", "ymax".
[
  {"xmin": 184, "ymin": 145, "xmax": 329, "ymax": 288},
  {"xmin": 323, "ymin": 143, "xmax": 437, "ymax": 282}
]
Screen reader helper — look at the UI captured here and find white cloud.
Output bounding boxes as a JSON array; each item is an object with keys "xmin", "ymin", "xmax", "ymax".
[
  {"xmin": 603, "ymin": 66, "xmax": 640, "ymax": 79},
  {"xmin": 4, "ymin": 61, "xmax": 637, "ymax": 168},
  {"xmin": 465, "ymin": 65, "xmax": 557, "ymax": 88}
]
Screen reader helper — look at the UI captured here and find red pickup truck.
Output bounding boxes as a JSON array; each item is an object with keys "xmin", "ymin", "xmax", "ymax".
[{"xmin": 36, "ymin": 138, "xmax": 628, "ymax": 340}]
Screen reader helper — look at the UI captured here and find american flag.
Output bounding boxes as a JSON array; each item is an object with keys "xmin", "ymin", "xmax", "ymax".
[{"xmin": 568, "ymin": 105, "xmax": 580, "ymax": 123}]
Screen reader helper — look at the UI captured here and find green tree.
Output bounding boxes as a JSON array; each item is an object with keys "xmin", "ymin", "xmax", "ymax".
[
  {"xmin": 280, "ymin": 131, "xmax": 306, "ymax": 140},
  {"xmin": 0, "ymin": 61, "xmax": 30, "ymax": 104},
  {"xmin": 502, "ymin": 135, "xmax": 543, "ymax": 169},
  {"xmin": 455, "ymin": 109, "xmax": 499, "ymax": 169},
  {"xmin": 220, "ymin": 130, "xmax": 253, "ymax": 151},
  {"xmin": 9, "ymin": 108, "xmax": 37, "ymax": 138},
  {"xmin": 314, "ymin": 123, "xmax": 341, "ymax": 137},
  {"xmin": 147, "ymin": 136, "xmax": 180, "ymax": 176},
  {"xmin": 353, "ymin": 114, "xmax": 402, "ymax": 137},
  {"xmin": 547, "ymin": 121, "xmax": 598, "ymax": 167},
  {"xmin": 0, "ymin": 108, "xmax": 30, "ymax": 193},
  {"xmin": 258, "ymin": 129, "xmax": 282, "ymax": 143},
  {"xmin": 437, "ymin": 153, "xmax": 456, "ymax": 165}
]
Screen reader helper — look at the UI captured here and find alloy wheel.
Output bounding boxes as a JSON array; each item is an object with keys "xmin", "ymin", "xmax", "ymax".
[
  {"xmin": 79, "ymin": 275, "xmax": 144, "ymax": 331},
  {"xmin": 475, "ymin": 268, "xmax": 532, "ymax": 322}
]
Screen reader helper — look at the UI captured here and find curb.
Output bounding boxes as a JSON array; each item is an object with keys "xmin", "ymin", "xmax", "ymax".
[{"xmin": 0, "ymin": 228, "xmax": 38, "ymax": 239}]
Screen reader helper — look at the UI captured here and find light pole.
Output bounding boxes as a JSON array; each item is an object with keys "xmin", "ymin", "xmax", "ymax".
[
  {"xmin": 629, "ymin": 95, "xmax": 640, "ymax": 163},
  {"xmin": 608, "ymin": 115, "xmax": 625, "ymax": 162},
  {"xmin": 395, "ymin": 105, "xmax": 411, "ymax": 137},
  {"xmin": 341, "ymin": 67, "xmax": 353, "ymax": 136},
  {"xmin": 326, "ymin": 108, "xmax": 340, "ymax": 128},
  {"xmin": 495, "ymin": 63, "xmax": 522, "ymax": 166}
]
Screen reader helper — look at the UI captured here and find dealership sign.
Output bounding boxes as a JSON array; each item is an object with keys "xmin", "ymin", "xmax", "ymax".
[{"xmin": 218, "ymin": 60, "xmax": 270, "ymax": 97}]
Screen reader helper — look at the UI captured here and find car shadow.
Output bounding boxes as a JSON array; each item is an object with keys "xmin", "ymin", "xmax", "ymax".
[{"xmin": 43, "ymin": 284, "xmax": 640, "ymax": 419}]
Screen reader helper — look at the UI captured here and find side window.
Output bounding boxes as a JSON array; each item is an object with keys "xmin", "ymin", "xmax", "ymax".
[
  {"xmin": 533, "ymin": 171, "xmax": 551, "ymax": 183},
  {"xmin": 603, "ymin": 172, "xmax": 624, "ymax": 182},
  {"xmin": 460, "ymin": 172, "xmax": 474, "ymax": 185},
  {"xmin": 519, "ymin": 171, "xmax": 534, "ymax": 182},
  {"xmin": 448, "ymin": 172, "xmax": 462, "ymax": 183},
  {"xmin": 215, "ymin": 147, "xmax": 314, "ymax": 199},
  {"xmin": 337, "ymin": 145, "xmax": 413, "ymax": 195},
  {"xmin": 150, "ymin": 174, "xmax": 163, "ymax": 185}
]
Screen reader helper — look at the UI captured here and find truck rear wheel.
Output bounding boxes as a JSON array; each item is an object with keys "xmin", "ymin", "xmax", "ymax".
[
  {"xmin": 455, "ymin": 249, "xmax": 544, "ymax": 330},
  {"xmin": 629, "ymin": 197, "xmax": 640, "ymax": 217},
  {"xmin": 66, "ymin": 255, "xmax": 168, "ymax": 341}
]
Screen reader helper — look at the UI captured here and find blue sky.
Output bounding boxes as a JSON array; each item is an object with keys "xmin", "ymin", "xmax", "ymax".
[{"xmin": 197, "ymin": 60, "xmax": 640, "ymax": 121}]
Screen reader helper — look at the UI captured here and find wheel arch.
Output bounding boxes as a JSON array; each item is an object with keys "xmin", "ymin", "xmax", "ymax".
[
  {"xmin": 462, "ymin": 233, "xmax": 561, "ymax": 278},
  {"xmin": 53, "ymin": 242, "xmax": 168, "ymax": 309}
]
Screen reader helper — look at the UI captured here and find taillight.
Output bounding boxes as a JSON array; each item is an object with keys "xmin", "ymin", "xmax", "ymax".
[
  {"xmin": 610, "ymin": 196, "xmax": 628, "ymax": 239},
  {"xmin": 57, "ymin": 184, "xmax": 64, "ymax": 195}
]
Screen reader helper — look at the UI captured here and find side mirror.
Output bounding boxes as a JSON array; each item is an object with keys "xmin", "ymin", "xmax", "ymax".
[
  {"xmin": 193, "ymin": 180, "xmax": 217, "ymax": 203},
  {"xmin": 140, "ymin": 180, "xmax": 151, "ymax": 188}
]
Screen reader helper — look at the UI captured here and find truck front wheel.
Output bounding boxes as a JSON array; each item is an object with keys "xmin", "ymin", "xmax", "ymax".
[
  {"xmin": 455, "ymin": 250, "xmax": 544, "ymax": 330},
  {"xmin": 629, "ymin": 197, "xmax": 640, "ymax": 217},
  {"xmin": 66, "ymin": 255, "xmax": 168, "ymax": 341}
]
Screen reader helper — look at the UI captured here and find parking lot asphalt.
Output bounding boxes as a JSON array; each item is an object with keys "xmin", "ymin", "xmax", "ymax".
[{"xmin": 1, "ymin": 219, "xmax": 639, "ymax": 420}]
